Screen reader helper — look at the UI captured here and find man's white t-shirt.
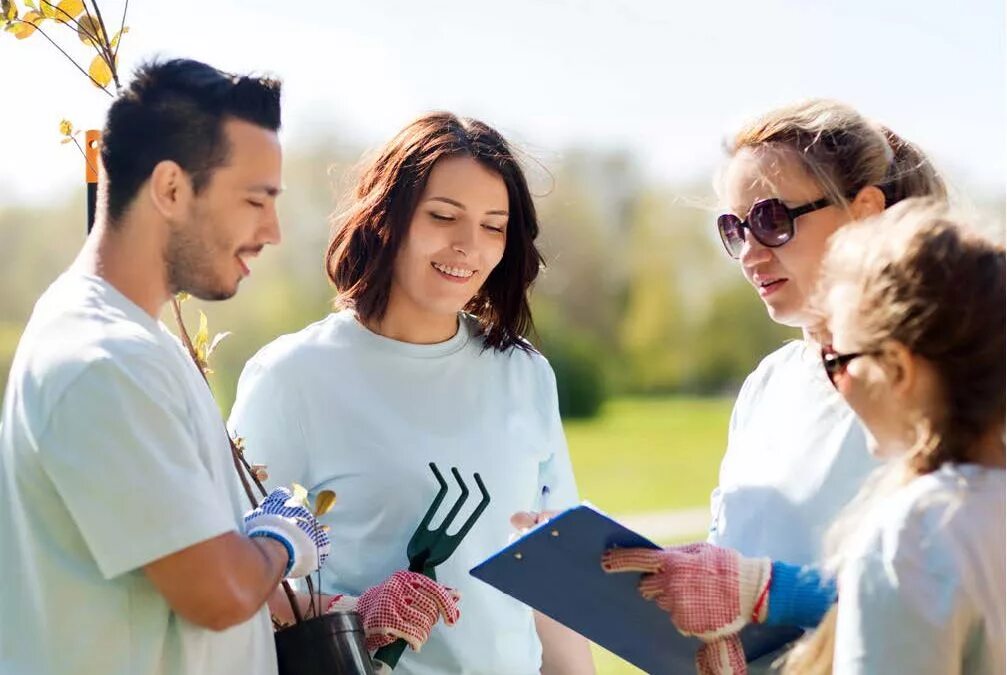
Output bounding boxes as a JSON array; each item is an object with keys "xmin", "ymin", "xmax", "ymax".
[
  {"xmin": 835, "ymin": 463, "xmax": 1006, "ymax": 675},
  {"xmin": 0, "ymin": 272, "xmax": 275, "ymax": 675},
  {"xmin": 228, "ymin": 310, "xmax": 580, "ymax": 675}
]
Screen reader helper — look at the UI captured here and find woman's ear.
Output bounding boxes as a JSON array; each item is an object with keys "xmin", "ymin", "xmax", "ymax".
[{"xmin": 849, "ymin": 185, "xmax": 887, "ymax": 221}]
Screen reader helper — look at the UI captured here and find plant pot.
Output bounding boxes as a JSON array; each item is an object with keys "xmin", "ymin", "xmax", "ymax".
[{"xmin": 275, "ymin": 610, "xmax": 377, "ymax": 675}]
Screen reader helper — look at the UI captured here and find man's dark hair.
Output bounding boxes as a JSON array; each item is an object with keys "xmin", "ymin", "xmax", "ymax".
[{"xmin": 100, "ymin": 58, "xmax": 282, "ymax": 223}]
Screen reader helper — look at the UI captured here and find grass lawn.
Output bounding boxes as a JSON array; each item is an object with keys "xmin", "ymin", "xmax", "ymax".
[
  {"xmin": 560, "ymin": 396, "xmax": 734, "ymax": 675},
  {"xmin": 564, "ymin": 396, "xmax": 732, "ymax": 515}
]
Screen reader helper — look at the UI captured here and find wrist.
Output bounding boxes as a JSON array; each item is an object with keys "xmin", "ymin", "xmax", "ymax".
[
  {"xmin": 249, "ymin": 530, "xmax": 295, "ymax": 576},
  {"xmin": 736, "ymin": 555, "xmax": 773, "ymax": 624},
  {"xmin": 765, "ymin": 561, "xmax": 837, "ymax": 628}
]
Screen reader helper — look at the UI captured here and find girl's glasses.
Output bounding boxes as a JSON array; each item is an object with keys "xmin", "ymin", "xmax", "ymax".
[{"xmin": 820, "ymin": 345, "xmax": 879, "ymax": 388}]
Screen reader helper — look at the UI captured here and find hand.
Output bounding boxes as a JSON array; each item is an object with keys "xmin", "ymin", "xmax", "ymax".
[
  {"xmin": 509, "ymin": 510, "xmax": 560, "ymax": 530},
  {"xmin": 244, "ymin": 487, "xmax": 331, "ymax": 579},
  {"xmin": 602, "ymin": 542, "xmax": 771, "ymax": 640},
  {"xmin": 696, "ymin": 634, "xmax": 746, "ymax": 675},
  {"xmin": 328, "ymin": 570, "xmax": 461, "ymax": 652}
]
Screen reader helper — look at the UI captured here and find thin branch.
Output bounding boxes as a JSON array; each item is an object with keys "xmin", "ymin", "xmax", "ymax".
[
  {"xmin": 87, "ymin": 0, "xmax": 118, "ymax": 89},
  {"xmin": 38, "ymin": 0, "xmax": 109, "ymax": 68},
  {"xmin": 14, "ymin": 19, "xmax": 113, "ymax": 95},
  {"xmin": 70, "ymin": 136, "xmax": 96, "ymax": 176},
  {"xmin": 170, "ymin": 297, "xmax": 304, "ymax": 625},
  {"xmin": 113, "ymin": 0, "xmax": 127, "ymax": 60}
]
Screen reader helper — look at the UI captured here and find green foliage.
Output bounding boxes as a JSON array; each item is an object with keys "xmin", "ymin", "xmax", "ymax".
[{"xmin": 540, "ymin": 333, "xmax": 608, "ymax": 420}]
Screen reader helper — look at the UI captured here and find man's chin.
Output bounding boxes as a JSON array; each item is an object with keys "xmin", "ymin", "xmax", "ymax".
[{"xmin": 182, "ymin": 283, "xmax": 239, "ymax": 303}]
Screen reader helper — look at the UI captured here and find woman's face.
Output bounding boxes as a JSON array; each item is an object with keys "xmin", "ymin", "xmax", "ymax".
[
  {"xmin": 389, "ymin": 155, "xmax": 509, "ymax": 322},
  {"xmin": 722, "ymin": 148, "xmax": 850, "ymax": 328},
  {"xmin": 825, "ymin": 285, "xmax": 928, "ymax": 458}
]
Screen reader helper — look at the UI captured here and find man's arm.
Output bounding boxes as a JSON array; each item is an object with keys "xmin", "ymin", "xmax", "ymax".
[{"xmin": 144, "ymin": 532, "xmax": 289, "ymax": 631}]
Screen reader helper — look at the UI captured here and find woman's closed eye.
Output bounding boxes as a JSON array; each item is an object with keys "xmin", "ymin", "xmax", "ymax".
[
  {"xmin": 247, "ymin": 199, "xmax": 265, "ymax": 209},
  {"xmin": 482, "ymin": 223, "xmax": 505, "ymax": 233},
  {"xmin": 430, "ymin": 211, "xmax": 455, "ymax": 222}
]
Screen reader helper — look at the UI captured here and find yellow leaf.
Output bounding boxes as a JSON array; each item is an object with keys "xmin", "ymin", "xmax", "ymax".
[
  {"xmin": 10, "ymin": 11, "xmax": 43, "ymax": 38},
  {"xmin": 59, "ymin": 118, "xmax": 73, "ymax": 137},
  {"xmin": 88, "ymin": 54, "xmax": 112, "ymax": 90},
  {"xmin": 110, "ymin": 25, "xmax": 128, "ymax": 49},
  {"xmin": 288, "ymin": 483, "xmax": 309, "ymax": 508},
  {"xmin": 1, "ymin": 0, "xmax": 16, "ymax": 22},
  {"xmin": 314, "ymin": 490, "xmax": 337, "ymax": 517},
  {"xmin": 77, "ymin": 14, "xmax": 103, "ymax": 45},
  {"xmin": 54, "ymin": 0, "xmax": 83, "ymax": 23},
  {"xmin": 60, "ymin": 137, "xmax": 73, "ymax": 144},
  {"xmin": 175, "ymin": 291, "xmax": 191, "ymax": 303},
  {"xmin": 39, "ymin": 0, "xmax": 57, "ymax": 18},
  {"xmin": 193, "ymin": 310, "xmax": 209, "ymax": 360},
  {"xmin": 24, "ymin": 0, "xmax": 38, "ymax": 10}
]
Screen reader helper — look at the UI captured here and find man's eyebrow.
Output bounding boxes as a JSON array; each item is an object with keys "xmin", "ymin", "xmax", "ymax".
[{"xmin": 249, "ymin": 185, "xmax": 283, "ymax": 197}]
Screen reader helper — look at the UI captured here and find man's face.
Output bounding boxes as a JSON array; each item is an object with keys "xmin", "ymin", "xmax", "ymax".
[{"xmin": 166, "ymin": 118, "xmax": 282, "ymax": 301}]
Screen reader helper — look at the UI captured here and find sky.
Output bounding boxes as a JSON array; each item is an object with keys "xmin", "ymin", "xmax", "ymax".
[{"xmin": 0, "ymin": 0, "xmax": 1003, "ymax": 205}]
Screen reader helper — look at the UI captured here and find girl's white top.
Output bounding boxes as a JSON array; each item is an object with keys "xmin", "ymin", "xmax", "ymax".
[{"xmin": 834, "ymin": 463, "xmax": 1006, "ymax": 675}]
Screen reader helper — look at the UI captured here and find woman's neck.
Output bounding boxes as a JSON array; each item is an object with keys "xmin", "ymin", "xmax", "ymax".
[{"xmin": 363, "ymin": 294, "xmax": 459, "ymax": 345}]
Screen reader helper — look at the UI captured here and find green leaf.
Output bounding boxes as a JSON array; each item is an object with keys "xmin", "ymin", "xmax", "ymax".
[{"xmin": 24, "ymin": 0, "xmax": 38, "ymax": 10}]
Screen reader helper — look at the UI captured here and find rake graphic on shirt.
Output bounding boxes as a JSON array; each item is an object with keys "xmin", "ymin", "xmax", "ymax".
[{"xmin": 373, "ymin": 463, "xmax": 491, "ymax": 670}]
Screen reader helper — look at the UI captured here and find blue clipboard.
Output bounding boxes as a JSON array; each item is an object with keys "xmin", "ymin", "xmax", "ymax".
[{"xmin": 470, "ymin": 504, "xmax": 802, "ymax": 673}]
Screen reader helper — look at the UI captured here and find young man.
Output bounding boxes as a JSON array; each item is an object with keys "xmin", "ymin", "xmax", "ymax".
[{"xmin": 0, "ymin": 59, "xmax": 327, "ymax": 675}]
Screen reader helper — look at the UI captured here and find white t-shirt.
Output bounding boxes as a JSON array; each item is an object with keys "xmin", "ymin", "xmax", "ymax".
[
  {"xmin": 0, "ymin": 272, "xmax": 275, "ymax": 675},
  {"xmin": 834, "ymin": 464, "xmax": 1006, "ymax": 675},
  {"xmin": 709, "ymin": 340, "xmax": 879, "ymax": 565},
  {"xmin": 228, "ymin": 310, "xmax": 580, "ymax": 675}
]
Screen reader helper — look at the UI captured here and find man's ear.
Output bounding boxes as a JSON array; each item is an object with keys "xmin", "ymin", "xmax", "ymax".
[
  {"xmin": 147, "ymin": 160, "xmax": 193, "ymax": 220},
  {"xmin": 849, "ymin": 185, "xmax": 886, "ymax": 221}
]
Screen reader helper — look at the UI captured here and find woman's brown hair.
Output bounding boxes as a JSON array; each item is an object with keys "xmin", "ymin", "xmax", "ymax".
[{"xmin": 325, "ymin": 111, "xmax": 542, "ymax": 352}]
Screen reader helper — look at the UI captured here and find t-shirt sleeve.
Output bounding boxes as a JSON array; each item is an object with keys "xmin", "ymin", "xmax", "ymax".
[
  {"xmin": 227, "ymin": 357, "xmax": 308, "ymax": 493},
  {"xmin": 708, "ymin": 369, "xmax": 759, "ymax": 543},
  {"xmin": 37, "ymin": 356, "xmax": 236, "ymax": 580},
  {"xmin": 833, "ymin": 527, "xmax": 964, "ymax": 674},
  {"xmin": 534, "ymin": 357, "xmax": 580, "ymax": 512}
]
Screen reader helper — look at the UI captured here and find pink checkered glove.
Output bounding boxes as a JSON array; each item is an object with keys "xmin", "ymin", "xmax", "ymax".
[
  {"xmin": 326, "ymin": 570, "xmax": 461, "ymax": 652},
  {"xmin": 602, "ymin": 543, "xmax": 771, "ymax": 674}
]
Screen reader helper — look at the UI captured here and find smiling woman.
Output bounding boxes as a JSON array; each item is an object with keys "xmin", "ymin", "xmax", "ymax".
[{"xmin": 228, "ymin": 112, "xmax": 596, "ymax": 674}]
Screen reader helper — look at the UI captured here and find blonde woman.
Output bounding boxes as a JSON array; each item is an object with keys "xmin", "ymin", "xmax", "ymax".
[
  {"xmin": 782, "ymin": 200, "xmax": 1005, "ymax": 674},
  {"xmin": 604, "ymin": 100, "xmax": 947, "ymax": 674}
]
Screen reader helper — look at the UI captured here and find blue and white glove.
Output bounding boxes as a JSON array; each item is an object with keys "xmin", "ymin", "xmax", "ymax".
[{"xmin": 243, "ymin": 487, "xmax": 331, "ymax": 579}]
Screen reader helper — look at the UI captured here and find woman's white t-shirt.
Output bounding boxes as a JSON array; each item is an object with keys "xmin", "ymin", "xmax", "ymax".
[
  {"xmin": 709, "ymin": 340, "xmax": 879, "ymax": 565},
  {"xmin": 228, "ymin": 310, "xmax": 579, "ymax": 675}
]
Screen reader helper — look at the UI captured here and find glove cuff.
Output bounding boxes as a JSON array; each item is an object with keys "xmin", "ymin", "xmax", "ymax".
[
  {"xmin": 325, "ymin": 593, "xmax": 360, "ymax": 613},
  {"xmin": 736, "ymin": 556, "xmax": 773, "ymax": 624}
]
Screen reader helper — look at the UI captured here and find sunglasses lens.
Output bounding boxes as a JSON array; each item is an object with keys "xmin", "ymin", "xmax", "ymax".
[
  {"xmin": 717, "ymin": 214, "xmax": 745, "ymax": 257},
  {"xmin": 749, "ymin": 200, "xmax": 794, "ymax": 247},
  {"xmin": 821, "ymin": 347, "xmax": 840, "ymax": 387}
]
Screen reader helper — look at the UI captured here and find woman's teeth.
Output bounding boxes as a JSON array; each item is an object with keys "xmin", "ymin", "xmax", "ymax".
[{"xmin": 433, "ymin": 263, "xmax": 474, "ymax": 279}]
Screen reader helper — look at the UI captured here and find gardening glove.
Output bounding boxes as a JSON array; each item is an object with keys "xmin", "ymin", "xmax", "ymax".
[
  {"xmin": 696, "ymin": 634, "xmax": 747, "ymax": 675},
  {"xmin": 326, "ymin": 570, "xmax": 461, "ymax": 652},
  {"xmin": 602, "ymin": 542, "xmax": 771, "ymax": 639},
  {"xmin": 244, "ymin": 487, "xmax": 331, "ymax": 579}
]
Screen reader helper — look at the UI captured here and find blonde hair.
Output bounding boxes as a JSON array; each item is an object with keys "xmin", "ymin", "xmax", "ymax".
[
  {"xmin": 726, "ymin": 99, "xmax": 946, "ymax": 208},
  {"xmin": 782, "ymin": 199, "xmax": 1007, "ymax": 674}
]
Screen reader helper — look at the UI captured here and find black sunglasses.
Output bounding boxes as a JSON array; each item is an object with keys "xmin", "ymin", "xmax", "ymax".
[
  {"xmin": 820, "ymin": 345, "xmax": 880, "ymax": 388},
  {"xmin": 717, "ymin": 197, "xmax": 833, "ymax": 259}
]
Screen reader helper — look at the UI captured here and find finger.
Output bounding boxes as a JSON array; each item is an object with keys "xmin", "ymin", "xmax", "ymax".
[
  {"xmin": 415, "ymin": 579, "xmax": 462, "ymax": 625},
  {"xmin": 510, "ymin": 512, "xmax": 539, "ymax": 530},
  {"xmin": 638, "ymin": 574, "xmax": 666, "ymax": 600},
  {"xmin": 696, "ymin": 634, "xmax": 746, "ymax": 675},
  {"xmin": 601, "ymin": 548, "xmax": 663, "ymax": 574}
]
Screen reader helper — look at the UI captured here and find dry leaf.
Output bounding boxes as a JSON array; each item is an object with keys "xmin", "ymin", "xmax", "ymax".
[{"xmin": 88, "ymin": 54, "xmax": 112, "ymax": 89}]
